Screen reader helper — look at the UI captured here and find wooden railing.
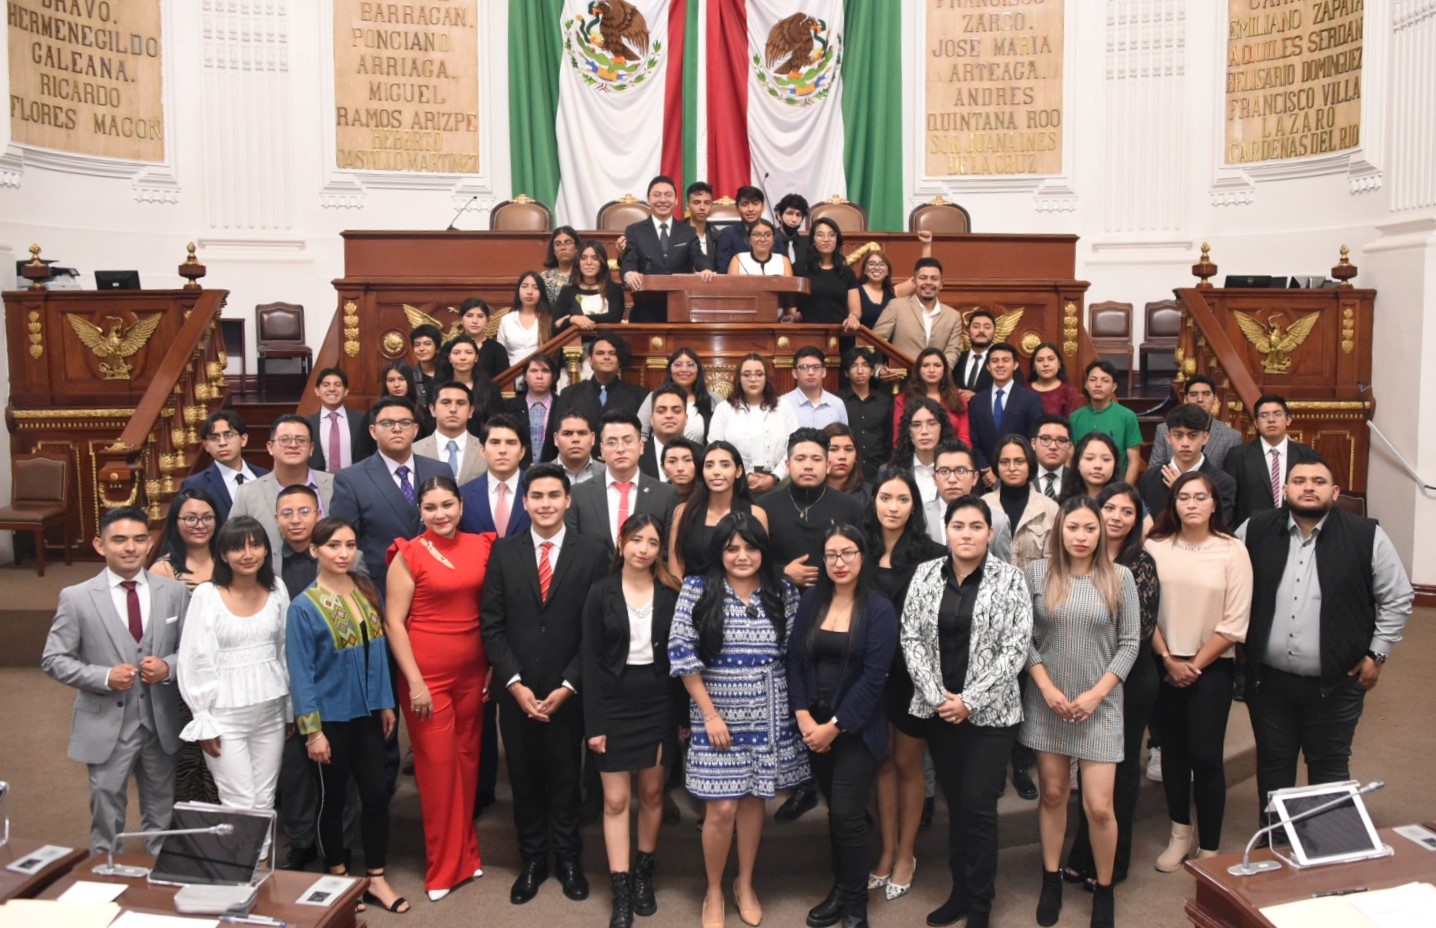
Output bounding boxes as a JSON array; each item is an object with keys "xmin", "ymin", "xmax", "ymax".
[
  {"xmin": 1175, "ymin": 287, "xmax": 1263, "ymax": 432},
  {"xmin": 94, "ymin": 290, "xmax": 231, "ymax": 521}
]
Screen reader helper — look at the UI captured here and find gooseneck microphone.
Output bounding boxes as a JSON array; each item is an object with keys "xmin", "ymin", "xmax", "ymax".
[{"xmin": 446, "ymin": 195, "xmax": 479, "ymax": 231}]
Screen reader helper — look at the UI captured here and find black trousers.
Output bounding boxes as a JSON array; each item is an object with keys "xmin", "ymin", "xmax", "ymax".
[
  {"xmin": 315, "ymin": 714, "xmax": 391, "ymax": 870},
  {"xmin": 808, "ymin": 720, "xmax": 880, "ymax": 898},
  {"xmin": 1248, "ymin": 665, "xmax": 1366, "ymax": 827},
  {"xmin": 1069, "ymin": 640, "xmax": 1161, "ymax": 878},
  {"xmin": 498, "ymin": 691, "xmax": 584, "ymax": 863},
  {"xmin": 926, "ymin": 718, "xmax": 1017, "ymax": 914},
  {"xmin": 478, "ymin": 699, "xmax": 499, "ymax": 801},
  {"xmin": 1154, "ymin": 657, "xmax": 1234, "ymax": 851}
]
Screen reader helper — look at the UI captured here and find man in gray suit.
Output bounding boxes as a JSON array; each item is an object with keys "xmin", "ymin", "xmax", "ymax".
[
  {"xmin": 413, "ymin": 381, "xmax": 487, "ymax": 484},
  {"xmin": 565, "ymin": 410, "xmax": 678, "ymax": 557},
  {"xmin": 41, "ymin": 506, "xmax": 189, "ymax": 854},
  {"xmin": 230, "ymin": 414, "xmax": 337, "ymax": 573}
]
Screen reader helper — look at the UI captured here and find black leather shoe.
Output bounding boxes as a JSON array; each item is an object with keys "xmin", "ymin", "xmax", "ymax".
[
  {"xmin": 510, "ymin": 859, "xmax": 549, "ymax": 905},
  {"xmin": 631, "ymin": 851, "xmax": 657, "ymax": 916},
  {"xmin": 805, "ymin": 883, "xmax": 844, "ymax": 928},
  {"xmin": 775, "ymin": 781, "xmax": 818, "ymax": 823},
  {"xmin": 1013, "ymin": 764, "xmax": 1039, "ymax": 801},
  {"xmin": 919, "ymin": 797, "xmax": 935, "ymax": 832},
  {"xmin": 557, "ymin": 857, "xmax": 590, "ymax": 901},
  {"xmin": 281, "ymin": 844, "xmax": 317, "ymax": 871},
  {"xmin": 925, "ymin": 892, "xmax": 970, "ymax": 927}
]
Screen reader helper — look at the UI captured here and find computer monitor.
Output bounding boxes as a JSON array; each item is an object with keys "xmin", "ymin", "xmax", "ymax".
[
  {"xmin": 149, "ymin": 803, "xmax": 273, "ymax": 887},
  {"xmin": 95, "ymin": 270, "xmax": 141, "ymax": 290}
]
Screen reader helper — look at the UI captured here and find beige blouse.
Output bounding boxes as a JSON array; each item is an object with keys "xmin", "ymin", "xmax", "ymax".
[{"xmin": 1143, "ymin": 535, "xmax": 1252, "ymax": 658}]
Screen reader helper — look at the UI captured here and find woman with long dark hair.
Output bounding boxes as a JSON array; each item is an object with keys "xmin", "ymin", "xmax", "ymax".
[
  {"xmin": 891, "ymin": 396, "xmax": 957, "ymax": 513},
  {"xmin": 1027, "ymin": 342, "xmax": 1083, "ymax": 418},
  {"xmin": 456, "ymin": 297, "xmax": 511, "ymax": 380},
  {"xmin": 982, "ymin": 435, "xmax": 1058, "ymax": 571},
  {"xmin": 497, "ymin": 271, "xmax": 555, "ymax": 370},
  {"xmin": 1060, "ymin": 433, "xmax": 1121, "ymax": 503},
  {"xmin": 286, "ymin": 517, "xmax": 407, "ymax": 914},
  {"xmin": 708, "ymin": 354, "xmax": 799, "ymax": 495},
  {"xmin": 854, "ymin": 236, "xmax": 930, "ymax": 328},
  {"xmin": 1145, "ymin": 472, "xmax": 1251, "ymax": 870},
  {"xmin": 792, "ymin": 216, "xmax": 860, "ymax": 327},
  {"xmin": 555, "ymin": 239, "xmax": 625, "ymax": 334},
  {"xmin": 382, "ymin": 476, "xmax": 494, "ymax": 901},
  {"xmin": 863, "ymin": 467, "xmax": 945, "ymax": 902},
  {"xmin": 669, "ymin": 441, "xmax": 768, "ymax": 579},
  {"xmin": 540, "ymin": 225, "xmax": 581, "ymax": 302},
  {"xmin": 638, "ymin": 347, "xmax": 721, "ymax": 443},
  {"xmin": 370, "ymin": 360, "xmax": 433, "ymax": 439},
  {"xmin": 177, "ymin": 517, "xmax": 290, "ymax": 819},
  {"xmin": 824, "ymin": 422, "xmax": 868, "ymax": 501},
  {"xmin": 669, "ymin": 513, "xmax": 807, "ymax": 928},
  {"xmin": 583, "ymin": 514, "xmax": 683, "ymax": 928},
  {"xmin": 1066, "ymin": 483, "xmax": 1162, "ymax": 890},
  {"xmin": 660, "ymin": 437, "xmax": 702, "ymax": 504},
  {"xmin": 437, "ymin": 334, "xmax": 503, "ymax": 437},
  {"xmin": 1021, "ymin": 497, "xmax": 1140, "ymax": 928},
  {"xmin": 892, "ymin": 348, "xmax": 970, "ymax": 446},
  {"xmin": 787, "ymin": 525, "xmax": 899, "ymax": 928}
]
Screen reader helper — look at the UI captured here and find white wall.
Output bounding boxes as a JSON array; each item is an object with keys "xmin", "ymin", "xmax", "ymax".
[{"xmin": 3, "ymin": 0, "xmax": 1433, "ymax": 580}]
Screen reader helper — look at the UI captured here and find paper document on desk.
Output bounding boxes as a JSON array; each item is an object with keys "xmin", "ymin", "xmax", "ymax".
[
  {"xmin": 110, "ymin": 910, "xmax": 219, "ymax": 928},
  {"xmin": 0, "ymin": 899, "xmax": 119, "ymax": 928},
  {"xmin": 1260, "ymin": 881, "xmax": 1436, "ymax": 928},
  {"xmin": 58, "ymin": 881, "xmax": 128, "ymax": 904}
]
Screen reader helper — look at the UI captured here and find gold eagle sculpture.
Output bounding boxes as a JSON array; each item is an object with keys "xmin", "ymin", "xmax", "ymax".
[
  {"xmin": 67, "ymin": 312, "xmax": 163, "ymax": 380},
  {"xmin": 586, "ymin": 0, "xmax": 649, "ymax": 62},
  {"xmin": 765, "ymin": 13, "xmax": 827, "ymax": 75},
  {"xmin": 402, "ymin": 304, "xmax": 465, "ymax": 342},
  {"xmin": 1232, "ymin": 310, "xmax": 1320, "ymax": 374}
]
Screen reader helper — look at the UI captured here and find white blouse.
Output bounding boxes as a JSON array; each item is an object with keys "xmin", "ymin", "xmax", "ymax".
[
  {"xmin": 735, "ymin": 252, "xmax": 790, "ymax": 276},
  {"xmin": 707, "ymin": 400, "xmax": 799, "ymax": 479},
  {"xmin": 497, "ymin": 310, "xmax": 542, "ymax": 365},
  {"xmin": 178, "ymin": 582, "xmax": 292, "ymax": 741},
  {"xmin": 627, "ymin": 599, "xmax": 655, "ymax": 665}
]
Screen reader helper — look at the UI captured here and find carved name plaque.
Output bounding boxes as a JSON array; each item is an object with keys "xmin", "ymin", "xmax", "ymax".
[
  {"xmin": 333, "ymin": 0, "xmax": 480, "ymax": 173},
  {"xmin": 925, "ymin": 0, "xmax": 1065, "ymax": 177},
  {"xmin": 1225, "ymin": 0, "xmax": 1363, "ymax": 164},
  {"xmin": 7, "ymin": 0, "xmax": 165, "ymax": 161}
]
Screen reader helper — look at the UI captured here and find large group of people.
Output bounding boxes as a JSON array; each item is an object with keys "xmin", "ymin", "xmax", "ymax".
[{"xmin": 40, "ymin": 180, "xmax": 1414, "ymax": 928}]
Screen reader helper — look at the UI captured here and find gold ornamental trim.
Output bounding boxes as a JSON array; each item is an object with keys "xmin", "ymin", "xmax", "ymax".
[
  {"xmin": 13, "ymin": 407, "xmax": 139, "ymax": 420},
  {"xmin": 27, "ymin": 310, "xmax": 43, "ymax": 359},
  {"xmin": 343, "ymin": 300, "xmax": 360, "ymax": 358},
  {"xmin": 1340, "ymin": 306, "xmax": 1356, "ymax": 355},
  {"xmin": 1062, "ymin": 302, "xmax": 1078, "ymax": 357},
  {"xmin": 1287, "ymin": 400, "xmax": 1370, "ymax": 412},
  {"xmin": 68, "ymin": 312, "xmax": 164, "ymax": 380}
]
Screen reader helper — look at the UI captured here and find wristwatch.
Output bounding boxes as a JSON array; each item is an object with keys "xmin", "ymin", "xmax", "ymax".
[{"xmin": 1365, "ymin": 650, "xmax": 1387, "ymax": 665}]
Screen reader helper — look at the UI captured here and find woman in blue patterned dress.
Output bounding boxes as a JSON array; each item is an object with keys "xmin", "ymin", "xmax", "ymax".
[{"xmin": 669, "ymin": 511, "xmax": 807, "ymax": 928}]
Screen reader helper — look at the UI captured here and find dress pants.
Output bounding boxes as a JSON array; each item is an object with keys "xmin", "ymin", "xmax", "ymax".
[
  {"xmin": 498, "ymin": 690, "xmax": 583, "ymax": 864},
  {"xmin": 88, "ymin": 722, "xmax": 177, "ymax": 855},
  {"xmin": 315, "ymin": 714, "xmax": 391, "ymax": 870},
  {"xmin": 478, "ymin": 699, "xmax": 499, "ymax": 801},
  {"xmin": 278, "ymin": 732, "xmax": 358, "ymax": 850},
  {"xmin": 1248, "ymin": 666, "xmax": 1366, "ymax": 827},
  {"xmin": 202, "ymin": 699, "xmax": 287, "ymax": 813},
  {"xmin": 1154, "ymin": 657, "xmax": 1235, "ymax": 851},
  {"xmin": 809, "ymin": 728, "xmax": 880, "ymax": 903},
  {"xmin": 1069, "ymin": 640, "xmax": 1160, "ymax": 878},
  {"xmin": 926, "ymin": 719, "xmax": 1018, "ymax": 914}
]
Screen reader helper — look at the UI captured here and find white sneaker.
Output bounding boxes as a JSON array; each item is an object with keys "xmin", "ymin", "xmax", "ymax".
[{"xmin": 1146, "ymin": 747, "xmax": 1163, "ymax": 782}]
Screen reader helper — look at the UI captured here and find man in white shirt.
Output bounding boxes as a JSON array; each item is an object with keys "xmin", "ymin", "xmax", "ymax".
[
  {"xmin": 927, "ymin": 441, "xmax": 1012, "ymax": 561},
  {"xmin": 229, "ymin": 414, "xmax": 335, "ymax": 573},
  {"xmin": 642, "ymin": 386, "xmax": 689, "ymax": 479},
  {"xmin": 783, "ymin": 347, "xmax": 848, "ymax": 429},
  {"xmin": 873, "ymin": 257, "xmax": 964, "ymax": 380},
  {"xmin": 553, "ymin": 410, "xmax": 604, "ymax": 484},
  {"xmin": 459, "ymin": 413, "xmax": 529, "ymax": 537},
  {"xmin": 180, "ymin": 410, "xmax": 266, "ymax": 523},
  {"xmin": 415, "ymin": 381, "xmax": 486, "ymax": 484},
  {"xmin": 566, "ymin": 411, "xmax": 678, "ymax": 557},
  {"xmin": 306, "ymin": 367, "xmax": 372, "ymax": 472},
  {"xmin": 953, "ymin": 310, "xmax": 997, "ymax": 400},
  {"xmin": 1223, "ymin": 393, "xmax": 1319, "ymax": 527},
  {"xmin": 619, "ymin": 175, "xmax": 716, "ymax": 319},
  {"xmin": 1031, "ymin": 416, "xmax": 1072, "ymax": 500}
]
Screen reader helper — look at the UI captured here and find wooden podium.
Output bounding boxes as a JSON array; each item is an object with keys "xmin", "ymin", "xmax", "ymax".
[{"xmin": 632, "ymin": 275, "xmax": 810, "ymax": 323}]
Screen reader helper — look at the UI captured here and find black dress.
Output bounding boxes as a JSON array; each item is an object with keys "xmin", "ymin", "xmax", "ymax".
[
  {"xmin": 876, "ymin": 539, "xmax": 947, "ymax": 735},
  {"xmin": 679, "ymin": 499, "xmax": 753, "ymax": 577}
]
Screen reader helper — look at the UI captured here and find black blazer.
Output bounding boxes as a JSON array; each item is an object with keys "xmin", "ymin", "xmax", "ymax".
[
  {"xmin": 554, "ymin": 281, "xmax": 626, "ymax": 329},
  {"xmin": 565, "ymin": 472, "xmax": 680, "ymax": 558},
  {"xmin": 620, "ymin": 218, "xmax": 712, "ymax": 323},
  {"xmin": 1139, "ymin": 458, "xmax": 1238, "ymax": 527},
  {"xmin": 580, "ymin": 574, "xmax": 682, "ymax": 736},
  {"xmin": 552, "ymin": 378, "xmax": 650, "ymax": 450},
  {"xmin": 306, "ymin": 406, "xmax": 375, "ymax": 471},
  {"xmin": 679, "ymin": 217, "xmax": 719, "ymax": 267},
  {"xmin": 502, "ymin": 395, "xmax": 560, "ymax": 463},
  {"xmin": 179, "ymin": 461, "xmax": 269, "ymax": 524},
  {"xmin": 953, "ymin": 349, "xmax": 993, "ymax": 394},
  {"xmin": 1222, "ymin": 438, "xmax": 1320, "ymax": 528},
  {"xmin": 480, "ymin": 531, "xmax": 608, "ymax": 696},
  {"xmin": 967, "ymin": 382, "xmax": 1045, "ymax": 470},
  {"xmin": 328, "ymin": 453, "xmax": 449, "ymax": 595}
]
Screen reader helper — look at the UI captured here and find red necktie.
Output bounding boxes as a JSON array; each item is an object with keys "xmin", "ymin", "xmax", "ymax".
[
  {"xmin": 538, "ymin": 541, "xmax": 554, "ymax": 602},
  {"xmin": 120, "ymin": 580, "xmax": 143, "ymax": 642},
  {"xmin": 614, "ymin": 481, "xmax": 633, "ymax": 545},
  {"xmin": 327, "ymin": 411, "xmax": 342, "ymax": 470}
]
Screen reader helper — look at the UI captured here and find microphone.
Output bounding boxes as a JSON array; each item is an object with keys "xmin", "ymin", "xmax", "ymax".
[
  {"xmin": 1227, "ymin": 780, "xmax": 1385, "ymax": 876},
  {"xmin": 0, "ymin": 780, "xmax": 9, "ymax": 847},
  {"xmin": 446, "ymin": 195, "xmax": 479, "ymax": 231},
  {"xmin": 95, "ymin": 823, "xmax": 236, "ymax": 879},
  {"xmin": 758, "ymin": 170, "xmax": 778, "ymax": 226}
]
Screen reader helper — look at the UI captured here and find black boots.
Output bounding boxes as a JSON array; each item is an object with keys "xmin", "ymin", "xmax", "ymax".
[
  {"xmin": 631, "ymin": 851, "xmax": 657, "ymax": 917},
  {"xmin": 1037, "ymin": 869, "xmax": 1063, "ymax": 926},
  {"xmin": 608, "ymin": 872, "xmax": 633, "ymax": 928},
  {"xmin": 1091, "ymin": 882, "xmax": 1115, "ymax": 928},
  {"xmin": 806, "ymin": 884, "xmax": 844, "ymax": 928},
  {"xmin": 840, "ymin": 884, "xmax": 869, "ymax": 928}
]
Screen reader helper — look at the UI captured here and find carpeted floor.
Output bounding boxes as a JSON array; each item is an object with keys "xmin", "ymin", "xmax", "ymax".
[{"xmin": 3, "ymin": 566, "xmax": 1430, "ymax": 926}]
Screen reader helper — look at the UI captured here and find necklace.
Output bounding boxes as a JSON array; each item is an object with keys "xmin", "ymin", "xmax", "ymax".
[{"xmin": 790, "ymin": 486, "xmax": 828, "ymax": 520}]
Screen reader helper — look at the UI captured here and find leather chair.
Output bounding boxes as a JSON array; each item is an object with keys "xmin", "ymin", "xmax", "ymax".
[
  {"xmin": 596, "ymin": 195, "xmax": 652, "ymax": 232},
  {"xmin": 490, "ymin": 194, "xmax": 554, "ymax": 232},
  {"xmin": 0, "ymin": 454, "xmax": 72, "ymax": 576},
  {"xmin": 1139, "ymin": 299, "xmax": 1182, "ymax": 383},
  {"xmin": 256, "ymin": 302, "xmax": 312, "ymax": 400},
  {"xmin": 1088, "ymin": 301, "xmax": 1134, "ymax": 392},
  {"xmin": 909, "ymin": 197, "xmax": 971, "ymax": 234},
  {"xmin": 809, "ymin": 195, "xmax": 869, "ymax": 233}
]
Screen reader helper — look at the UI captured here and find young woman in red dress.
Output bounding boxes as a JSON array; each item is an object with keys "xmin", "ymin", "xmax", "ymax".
[{"xmin": 383, "ymin": 475, "xmax": 497, "ymax": 902}]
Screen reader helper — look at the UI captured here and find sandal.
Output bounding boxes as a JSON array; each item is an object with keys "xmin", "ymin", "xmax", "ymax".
[{"xmin": 363, "ymin": 870, "xmax": 410, "ymax": 914}]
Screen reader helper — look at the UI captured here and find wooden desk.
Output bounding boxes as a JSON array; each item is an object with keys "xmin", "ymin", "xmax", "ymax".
[
  {"xmin": 1184, "ymin": 827, "xmax": 1436, "ymax": 927},
  {"xmin": 39, "ymin": 854, "xmax": 367, "ymax": 928},
  {"xmin": 0, "ymin": 839, "xmax": 87, "ymax": 901}
]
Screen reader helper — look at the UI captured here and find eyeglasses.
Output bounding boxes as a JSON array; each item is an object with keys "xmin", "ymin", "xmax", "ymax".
[
  {"xmin": 936, "ymin": 466, "xmax": 975, "ymax": 478},
  {"xmin": 177, "ymin": 514, "xmax": 216, "ymax": 526},
  {"xmin": 204, "ymin": 431, "xmax": 240, "ymax": 443},
  {"xmin": 373, "ymin": 418, "xmax": 416, "ymax": 430},
  {"xmin": 823, "ymin": 549, "xmax": 861, "ymax": 565},
  {"xmin": 1256, "ymin": 411, "xmax": 1288, "ymax": 421},
  {"xmin": 1034, "ymin": 436, "xmax": 1071, "ymax": 447},
  {"xmin": 272, "ymin": 435, "xmax": 310, "ymax": 447},
  {"xmin": 1175, "ymin": 493, "xmax": 1212, "ymax": 504},
  {"xmin": 603, "ymin": 436, "xmax": 639, "ymax": 449},
  {"xmin": 795, "ymin": 363, "xmax": 824, "ymax": 373},
  {"xmin": 278, "ymin": 507, "xmax": 316, "ymax": 519}
]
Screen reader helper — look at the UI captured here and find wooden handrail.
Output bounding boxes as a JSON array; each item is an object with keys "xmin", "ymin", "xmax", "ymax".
[
  {"xmin": 494, "ymin": 325, "xmax": 584, "ymax": 393},
  {"xmin": 1176, "ymin": 287, "xmax": 1262, "ymax": 414},
  {"xmin": 115, "ymin": 291, "xmax": 227, "ymax": 451}
]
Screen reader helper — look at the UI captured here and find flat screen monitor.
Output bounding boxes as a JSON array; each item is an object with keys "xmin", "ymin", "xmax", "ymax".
[
  {"xmin": 149, "ymin": 803, "xmax": 271, "ymax": 886},
  {"xmin": 95, "ymin": 270, "xmax": 141, "ymax": 290}
]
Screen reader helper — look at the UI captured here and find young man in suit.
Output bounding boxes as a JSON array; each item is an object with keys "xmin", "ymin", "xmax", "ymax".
[
  {"xmin": 1223, "ymin": 393, "xmax": 1320, "ymax": 528},
  {"xmin": 620, "ymin": 174, "xmax": 715, "ymax": 321},
  {"xmin": 1148, "ymin": 375, "xmax": 1242, "ymax": 471},
  {"xmin": 968, "ymin": 342, "xmax": 1045, "ymax": 485},
  {"xmin": 307, "ymin": 367, "xmax": 374, "ymax": 472},
  {"xmin": 1031, "ymin": 416, "xmax": 1072, "ymax": 500},
  {"xmin": 180, "ymin": 410, "xmax": 266, "ymax": 523},
  {"xmin": 775, "ymin": 192, "xmax": 812, "ymax": 266},
  {"xmin": 230, "ymin": 414, "xmax": 334, "ymax": 574},
  {"xmin": 415, "ymin": 381, "xmax": 486, "ymax": 484},
  {"xmin": 713, "ymin": 185, "xmax": 767, "ymax": 273},
  {"xmin": 41, "ymin": 506, "xmax": 189, "ymax": 854},
  {"xmin": 504, "ymin": 354, "xmax": 560, "ymax": 464},
  {"xmin": 553, "ymin": 410, "xmax": 605, "ymax": 485},
  {"xmin": 639, "ymin": 385, "xmax": 689, "ymax": 479},
  {"xmin": 553, "ymin": 336, "xmax": 649, "ymax": 434},
  {"xmin": 459, "ymin": 413, "xmax": 530, "ymax": 537},
  {"xmin": 481, "ymin": 464, "xmax": 609, "ymax": 905},
  {"xmin": 680, "ymin": 181, "xmax": 718, "ymax": 262},
  {"xmin": 328, "ymin": 396, "xmax": 448, "ymax": 597},
  {"xmin": 1139, "ymin": 403, "xmax": 1238, "ymax": 523},
  {"xmin": 872, "ymin": 258, "xmax": 965, "ymax": 379},
  {"xmin": 567, "ymin": 411, "xmax": 678, "ymax": 557},
  {"xmin": 953, "ymin": 310, "xmax": 998, "ymax": 400}
]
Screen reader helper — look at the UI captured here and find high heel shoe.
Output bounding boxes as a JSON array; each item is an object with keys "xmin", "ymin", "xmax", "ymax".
[
  {"xmin": 885, "ymin": 857, "xmax": 916, "ymax": 901},
  {"xmin": 866, "ymin": 872, "xmax": 890, "ymax": 891},
  {"xmin": 734, "ymin": 882, "xmax": 763, "ymax": 927}
]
